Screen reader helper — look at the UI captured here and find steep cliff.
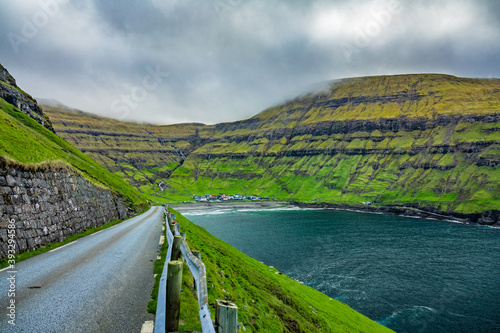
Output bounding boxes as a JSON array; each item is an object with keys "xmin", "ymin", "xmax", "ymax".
[
  {"xmin": 46, "ymin": 74, "xmax": 500, "ymax": 225},
  {"xmin": 0, "ymin": 63, "xmax": 147, "ymax": 257},
  {"xmin": 0, "ymin": 64, "xmax": 54, "ymax": 132},
  {"xmin": 43, "ymin": 104, "xmax": 209, "ymax": 199}
]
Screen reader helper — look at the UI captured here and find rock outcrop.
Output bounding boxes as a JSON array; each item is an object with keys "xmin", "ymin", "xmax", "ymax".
[{"xmin": 0, "ymin": 64, "xmax": 54, "ymax": 132}]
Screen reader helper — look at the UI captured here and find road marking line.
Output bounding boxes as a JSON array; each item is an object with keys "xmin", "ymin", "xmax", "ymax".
[
  {"xmin": 0, "ymin": 266, "xmax": 12, "ymax": 273},
  {"xmin": 90, "ymin": 230, "xmax": 104, "ymax": 236},
  {"xmin": 141, "ymin": 321, "xmax": 154, "ymax": 333},
  {"xmin": 49, "ymin": 241, "xmax": 77, "ymax": 253}
]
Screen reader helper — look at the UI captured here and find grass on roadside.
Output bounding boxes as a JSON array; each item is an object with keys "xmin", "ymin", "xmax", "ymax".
[
  {"xmin": 0, "ymin": 98, "xmax": 147, "ymax": 208},
  {"xmin": 166, "ymin": 208, "xmax": 393, "ymax": 333},
  {"xmin": 148, "ymin": 220, "xmax": 168, "ymax": 314},
  {"xmin": 147, "ymin": 215, "xmax": 203, "ymax": 331},
  {"xmin": 0, "ymin": 208, "xmax": 148, "ymax": 269}
]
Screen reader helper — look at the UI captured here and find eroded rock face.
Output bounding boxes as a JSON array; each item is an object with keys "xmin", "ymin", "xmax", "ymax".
[
  {"xmin": 216, "ymin": 112, "xmax": 500, "ymax": 139},
  {"xmin": 0, "ymin": 64, "xmax": 54, "ymax": 132},
  {"xmin": 477, "ymin": 211, "xmax": 500, "ymax": 226},
  {"xmin": 0, "ymin": 164, "xmax": 128, "ymax": 258},
  {"xmin": 0, "ymin": 66, "xmax": 16, "ymax": 86}
]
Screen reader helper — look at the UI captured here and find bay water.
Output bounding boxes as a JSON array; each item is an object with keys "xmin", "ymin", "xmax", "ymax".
[{"xmin": 181, "ymin": 207, "xmax": 500, "ymax": 333}]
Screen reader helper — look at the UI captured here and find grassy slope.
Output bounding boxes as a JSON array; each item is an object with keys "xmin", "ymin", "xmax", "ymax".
[
  {"xmin": 241, "ymin": 74, "xmax": 500, "ymax": 129},
  {"xmin": 167, "ymin": 147, "xmax": 500, "ymax": 214},
  {"xmin": 165, "ymin": 75, "xmax": 500, "ymax": 216},
  {"xmin": 167, "ymin": 208, "xmax": 393, "ymax": 333},
  {"xmin": 43, "ymin": 105, "xmax": 206, "ymax": 203},
  {"xmin": 44, "ymin": 74, "xmax": 500, "ymax": 217},
  {"xmin": 0, "ymin": 98, "xmax": 147, "ymax": 208}
]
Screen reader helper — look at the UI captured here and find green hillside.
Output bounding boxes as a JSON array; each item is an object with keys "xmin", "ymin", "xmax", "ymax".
[
  {"xmin": 43, "ymin": 104, "xmax": 206, "ymax": 201},
  {"xmin": 0, "ymin": 70, "xmax": 147, "ymax": 209},
  {"xmin": 45, "ymin": 74, "xmax": 500, "ymax": 225},
  {"xmin": 167, "ymin": 208, "xmax": 394, "ymax": 332}
]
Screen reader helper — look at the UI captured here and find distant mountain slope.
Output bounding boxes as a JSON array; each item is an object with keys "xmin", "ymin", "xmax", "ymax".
[
  {"xmin": 46, "ymin": 74, "xmax": 500, "ymax": 225},
  {"xmin": 43, "ymin": 105, "xmax": 210, "ymax": 199},
  {"xmin": 215, "ymin": 74, "xmax": 500, "ymax": 137}
]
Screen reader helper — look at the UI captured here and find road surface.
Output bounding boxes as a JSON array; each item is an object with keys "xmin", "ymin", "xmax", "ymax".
[{"xmin": 0, "ymin": 206, "xmax": 163, "ymax": 333}]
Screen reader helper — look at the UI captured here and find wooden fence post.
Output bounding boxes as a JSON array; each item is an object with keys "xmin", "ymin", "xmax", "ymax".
[
  {"xmin": 216, "ymin": 299, "xmax": 238, "ymax": 333},
  {"xmin": 169, "ymin": 223, "xmax": 176, "ymax": 235},
  {"xmin": 171, "ymin": 236, "xmax": 182, "ymax": 261},
  {"xmin": 166, "ymin": 260, "xmax": 183, "ymax": 332}
]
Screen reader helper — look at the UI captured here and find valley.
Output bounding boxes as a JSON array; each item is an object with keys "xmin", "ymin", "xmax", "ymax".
[{"xmin": 44, "ymin": 74, "xmax": 500, "ymax": 226}]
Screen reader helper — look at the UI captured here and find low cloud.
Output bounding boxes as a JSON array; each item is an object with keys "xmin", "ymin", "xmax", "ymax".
[{"xmin": 0, "ymin": 0, "xmax": 498, "ymax": 124}]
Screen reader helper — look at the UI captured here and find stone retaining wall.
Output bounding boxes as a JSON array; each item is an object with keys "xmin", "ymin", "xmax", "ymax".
[{"xmin": 0, "ymin": 164, "xmax": 128, "ymax": 258}]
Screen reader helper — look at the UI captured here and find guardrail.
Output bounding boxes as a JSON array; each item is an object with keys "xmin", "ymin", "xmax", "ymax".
[{"xmin": 154, "ymin": 205, "xmax": 216, "ymax": 333}]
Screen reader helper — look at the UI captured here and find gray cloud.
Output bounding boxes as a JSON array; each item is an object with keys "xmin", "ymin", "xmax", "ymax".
[{"xmin": 0, "ymin": 0, "xmax": 499, "ymax": 124}]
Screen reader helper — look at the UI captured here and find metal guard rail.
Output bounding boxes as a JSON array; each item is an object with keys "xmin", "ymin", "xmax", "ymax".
[{"xmin": 154, "ymin": 207, "xmax": 216, "ymax": 333}]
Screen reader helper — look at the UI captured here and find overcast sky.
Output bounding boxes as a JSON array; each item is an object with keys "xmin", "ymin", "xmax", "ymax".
[{"xmin": 1, "ymin": 0, "xmax": 499, "ymax": 124}]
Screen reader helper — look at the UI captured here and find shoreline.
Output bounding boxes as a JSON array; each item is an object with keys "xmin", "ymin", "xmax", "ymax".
[
  {"xmin": 171, "ymin": 201, "xmax": 500, "ymax": 228},
  {"xmin": 292, "ymin": 201, "xmax": 500, "ymax": 228},
  {"xmin": 171, "ymin": 201, "xmax": 291, "ymax": 211}
]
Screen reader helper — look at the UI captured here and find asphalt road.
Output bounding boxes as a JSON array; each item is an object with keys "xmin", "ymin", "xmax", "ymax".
[{"xmin": 0, "ymin": 206, "xmax": 163, "ymax": 333}]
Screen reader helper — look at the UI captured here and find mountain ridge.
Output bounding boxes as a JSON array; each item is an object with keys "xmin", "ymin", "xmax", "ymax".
[
  {"xmin": 44, "ymin": 73, "xmax": 500, "ymax": 226},
  {"xmin": 0, "ymin": 64, "xmax": 54, "ymax": 132},
  {"xmin": 0, "ymin": 63, "xmax": 147, "ymax": 212}
]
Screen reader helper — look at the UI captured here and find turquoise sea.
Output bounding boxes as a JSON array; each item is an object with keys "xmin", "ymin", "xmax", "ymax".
[{"xmin": 182, "ymin": 207, "xmax": 500, "ymax": 333}]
